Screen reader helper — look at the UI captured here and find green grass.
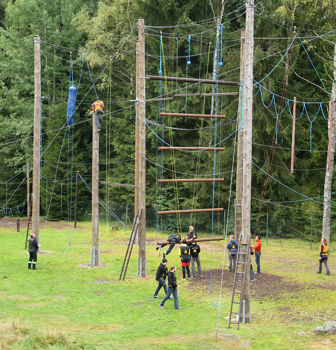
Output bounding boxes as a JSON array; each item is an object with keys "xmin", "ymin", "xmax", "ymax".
[{"xmin": 0, "ymin": 220, "xmax": 335, "ymax": 349}]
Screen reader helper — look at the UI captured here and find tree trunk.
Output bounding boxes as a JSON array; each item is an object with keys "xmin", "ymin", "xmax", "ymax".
[{"xmin": 322, "ymin": 43, "xmax": 336, "ymax": 243}]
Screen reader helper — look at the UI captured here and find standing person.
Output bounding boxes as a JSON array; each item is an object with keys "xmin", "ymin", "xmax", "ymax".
[
  {"xmin": 160, "ymin": 266, "xmax": 181, "ymax": 310},
  {"xmin": 28, "ymin": 233, "xmax": 39, "ymax": 270},
  {"xmin": 317, "ymin": 238, "xmax": 331, "ymax": 275},
  {"xmin": 227, "ymin": 235, "xmax": 238, "ymax": 272},
  {"xmin": 185, "ymin": 225, "xmax": 197, "ymax": 245},
  {"xmin": 179, "ymin": 244, "xmax": 191, "ymax": 279},
  {"xmin": 250, "ymin": 246, "xmax": 257, "ymax": 281},
  {"xmin": 156, "ymin": 232, "xmax": 181, "ymax": 257},
  {"xmin": 251, "ymin": 235, "xmax": 262, "ymax": 274},
  {"xmin": 153, "ymin": 258, "xmax": 168, "ymax": 298},
  {"xmin": 91, "ymin": 99, "xmax": 104, "ymax": 131},
  {"xmin": 190, "ymin": 243, "xmax": 202, "ymax": 278}
]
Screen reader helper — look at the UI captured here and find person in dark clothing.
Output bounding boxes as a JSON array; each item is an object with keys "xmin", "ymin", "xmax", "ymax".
[
  {"xmin": 317, "ymin": 238, "xmax": 330, "ymax": 275},
  {"xmin": 185, "ymin": 225, "xmax": 197, "ymax": 246},
  {"xmin": 28, "ymin": 233, "xmax": 39, "ymax": 270},
  {"xmin": 227, "ymin": 235, "xmax": 238, "ymax": 272},
  {"xmin": 156, "ymin": 233, "xmax": 182, "ymax": 256},
  {"xmin": 153, "ymin": 258, "xmax": 168, "ymax": 298},
  {"xmin": 160, "ymin": 266, "xmax": 181, "ymax": 309},
  {"xmin": 179, "ymin": 245, "xmax": 191, "ymax": 279},
  {"xmin": 250, "ymin": 247, "xmax": 257, "ymax": 281},
  {"xmin": 190, "ymin": 243, "xmax": 202, "ymax": 278}
]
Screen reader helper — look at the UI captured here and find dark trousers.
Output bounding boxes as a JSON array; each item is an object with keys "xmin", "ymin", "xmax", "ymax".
[
  {"xmin": 182, "ymin": 265, "xmax": 190, "ymax": 278},
  {"xmin": 255, "ymin": 252, "xmax": 261, "ymax": 273},
  {"xmin": 165, "ymin": 242, "xmax": 176, "ymax": 256},
  {"xmin": 95, "ymin": 110, "xmax": 104, "ymax": 130},
  {"xmin": 154, "ymin": 278, "xmax": 168, "ymax": 296},
  {"xmin": 319, "ymin": 256, "xmax": 330, "ymax": 274},
  {"xmin": 250, "ymin": 264, "xmax": 256, "ymax": 280},
  {"xmin": 29, "ymin": 251, "xmax": 37, "ymax": 263},
  {"xmin": 229, "ymin": 253, "xmax": 237, "ymax": 271},
  {"xmin": 160, "ymin": 287, "xmax": 179, "ymax": 309},
  {"xmin": 191, "ymin": 256, "xmax": 202, "ymax": 277}
]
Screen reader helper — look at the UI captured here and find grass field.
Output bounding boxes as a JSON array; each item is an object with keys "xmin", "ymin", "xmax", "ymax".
[{"xmin": 0, "ymin": 219, "xmax": 335, "ymax": 349}]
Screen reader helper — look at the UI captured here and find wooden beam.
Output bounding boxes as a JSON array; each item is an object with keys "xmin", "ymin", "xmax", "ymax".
[
  {"xmin": 100, "ymin": 181, "xmax": 139, "ymax": 189},
  {"xmin": 160, "ymin": 112, "xmax": 226, "ymax": 119},
  {"xmin": 158, "ymin": 146, "xmax": 225, "ymax": 151},
  {"xmin": 175, "ymin": 92, "xmax": 239, "ymax": 97},
  {"xmin": 157, "ymin": 208, "xmax": 224, "ymax": 215},
  {"xmin": 158, "ymin": 178, "xmax": 224, "ymax": 183},
  {"xmin": 146, "ymin": 74, "xmax": 239, "ymax": 86},
  {"xmin": 156, "ymin": 237, "xmax": 224, "ymax": 245}
]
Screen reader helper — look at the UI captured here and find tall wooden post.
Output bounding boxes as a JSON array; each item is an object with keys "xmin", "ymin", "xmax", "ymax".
[
  {"xmin": 235, "ymin": 30, "xmax": 245, "ymax": 242},
  {"xmin": 74, "ymin": 170, "xmax": 79, "ymax": 228},
  {"xmin": 240, "ymin": 0, "xmax": 254, "ymax": 322},
  {"xmin": 32, "ymin": 35, "xmax": 41, "ymax": 241},
  {"xmin": 27, "ymin": 162, "xmax": 30, "ymax": 218},
  {"xmin": 136, "ymin": 17, "xmax": 147, "ymax": 277},
  {"xmin": 91, "ymin": 112, "xmax": 100, "ymax": 266},
  {"xmin": 322, "ymin": 43, "xmax": 336, "ymax": 244}
]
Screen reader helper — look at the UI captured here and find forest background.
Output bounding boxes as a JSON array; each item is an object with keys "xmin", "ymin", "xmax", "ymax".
[{"xmin": 1, "ymin": 0, "xmax": 336, "ymax": 241}]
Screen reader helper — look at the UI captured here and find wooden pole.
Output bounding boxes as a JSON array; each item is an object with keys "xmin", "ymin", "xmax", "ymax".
[
  {"xmin": 328, "ymin": 98, "xmax": 334, "ymax": 171},
  {"xmin": 240, "ymin": 0, "xmax": 254, "ymax": 322},
  {"xmin": 290, "ymin": 96, "xmax": 296, "ymax": 173},
  {"xmin": 159, "ymin": 112, "xmax": 226, "ymax": 118},
  {"xmin": 74, "ymin": 171, "xmax": 79, "ymax": 228},
  {"xmin": 235, "ymin": 29, "xmax": 245, "ymax": 242},
  {"xmin": 157, "ymin": 208, "xmax": 224, "ymax": 215},
  {"xmin": 26, "ymin": 162, "xmax": 30, "ymax": 219},
  {"xmin": 91, "ymin": 110, "xmax": 100, "ymax": 266},
  {"xmin": 137, "ymin": 17, "xmax": 146, "ymax": 277},
  {"xmin": 158, "ymin": 146, "xmax": 225, "ymax": 151},
  {"xmin": 135, "ymin": 41, "xmax": 140, "ymax": 220},
  {"xmin": 146, "ymin": 74, "xmax": 239, "ymax": 85},
  {"xmin": 156, "ymin": 237, "xmax": 224, "ymax": 245},
  {"xmin": 32, "ymin": 35, "xmax": 41, "ymax": 241},
  {"xmin": 158, "ymin": 178, "xmax": 224, "ymax": 183}
]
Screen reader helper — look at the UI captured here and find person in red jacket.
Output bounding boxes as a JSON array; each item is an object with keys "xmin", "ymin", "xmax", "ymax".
[{"xmin": 251, "ymin": 235, "xmax": 262, "ymax": 273}]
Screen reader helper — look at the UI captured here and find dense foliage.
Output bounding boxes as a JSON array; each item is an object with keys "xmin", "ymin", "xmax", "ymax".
[{"xmin": 0, "ymin": 0, "xmax": 336, "ymax": 240}]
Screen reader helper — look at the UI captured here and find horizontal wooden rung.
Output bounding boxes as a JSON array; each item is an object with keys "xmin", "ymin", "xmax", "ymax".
[
  {"xmin": 158, "ymin": 178, "xmax": 224, "ymax": 183},
  {"xmin": 175, "ymin": 92, "xmax": 239, "ymax": 97},
  {"xmin": 160, "ymin": 112, "xmax": 226, "ymax": 118},
  {"xmin": 157, "ymin": 208, "xmax": 224, "ymax": 215},
  {"xmin": 146, "ymin": 75, "xmax": 239, "ymax": 86},
  {"xmin": 158, "ymin": 146, "xmax": 225, "ymax": 151}
]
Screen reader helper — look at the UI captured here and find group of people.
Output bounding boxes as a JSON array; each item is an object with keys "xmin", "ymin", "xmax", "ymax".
[{"xmin": 227, "ymin": 234, "xmax": 262, "ymax": 281}]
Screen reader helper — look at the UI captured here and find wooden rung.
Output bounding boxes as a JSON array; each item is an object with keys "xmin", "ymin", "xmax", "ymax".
[
  {"xmin": 158, "ymin": 146, "xmax": 225, "ymax": 151},
  {"xmin": 146, "ymin": 74, "xmax": 239, "ymax": 86},
  {"xmin": 157, "ymin": 208, "xmax": 224, "ymax": 215},
  {"xmin": 175, "ymin": 92, "xmax": 239, "ymax": 97},
  {"xmin": 160, "ymin": 112, "xmax": 226, "ymax": 119},
  {"xmin": 158, "ymin": 178, "xmax": 224, "ymax": 183}
]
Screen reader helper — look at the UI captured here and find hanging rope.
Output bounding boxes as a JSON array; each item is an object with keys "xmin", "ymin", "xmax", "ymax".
[
  {"xmin": 219, "ymin": 24, "xmax": 223, "ymax": 66},
  {"xmin": 86, "ymin": 56, "xmax": 99, "ymax": 100}
]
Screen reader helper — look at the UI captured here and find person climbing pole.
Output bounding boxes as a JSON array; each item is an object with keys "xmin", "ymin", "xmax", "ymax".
[
  {"xmin": 160, "ymin": 266, "xmax": 181, "ymax": 310},
  {"xmin": 251, "ymin": 235, "xmax": 262, "ymax": 274},
  {"xmin": 185, "ymin": 225, "xmax": 197, "ymax": 245},
  {"xmin": 156, "ymin": 232, "xmax": 181, "ymax": 257},
  {"xmin": 153, "ymin": 258, "xmax": 169, "ymax": 298},
  {"xmin": 317, "ymin": 238, "xmax": 331, "ymax": 275},
  {"xmin": 179, "ymin": 244, "xmax": 191, "ymax": 279},
  {"xmin": 190, "ymin": 242, "xmax": 202, "ymax": 278},
  {"xmin": 91, "ymin": 99, "xmax": 104, "ymax": 131},
  {"xmin": 227, "ymin": 235, "xmax": 238, "ymax": 272},
  {"xmin": 28, "ymin": 233, "xmax": 40, "ymax": 270}
]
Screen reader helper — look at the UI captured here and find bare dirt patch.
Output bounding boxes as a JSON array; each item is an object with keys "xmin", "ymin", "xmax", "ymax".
[{"xmin": 191, "ymin": 269, "xmax": 304, "ymax": 299}]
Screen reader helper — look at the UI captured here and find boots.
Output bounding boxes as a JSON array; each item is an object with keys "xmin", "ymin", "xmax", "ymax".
[
  {"xmin": 32, "ymin": 264, "xmax": 37, "ymax": 270},
  {"xmin": 28, "ymin": 262, "xmax": 31, "ymax": 269}
]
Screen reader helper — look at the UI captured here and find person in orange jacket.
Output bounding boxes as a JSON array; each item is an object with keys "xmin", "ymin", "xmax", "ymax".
[
  {"xmin": 317, "ymin": 238, "xmax": 330, "ymax": 275},
  {"xmin": 91, "ymin": 100, "xmax": 104, "ymax": 131},
  {"xmin": 251, "ymin": 235, "xmax": 262, "ymax": 273}
]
